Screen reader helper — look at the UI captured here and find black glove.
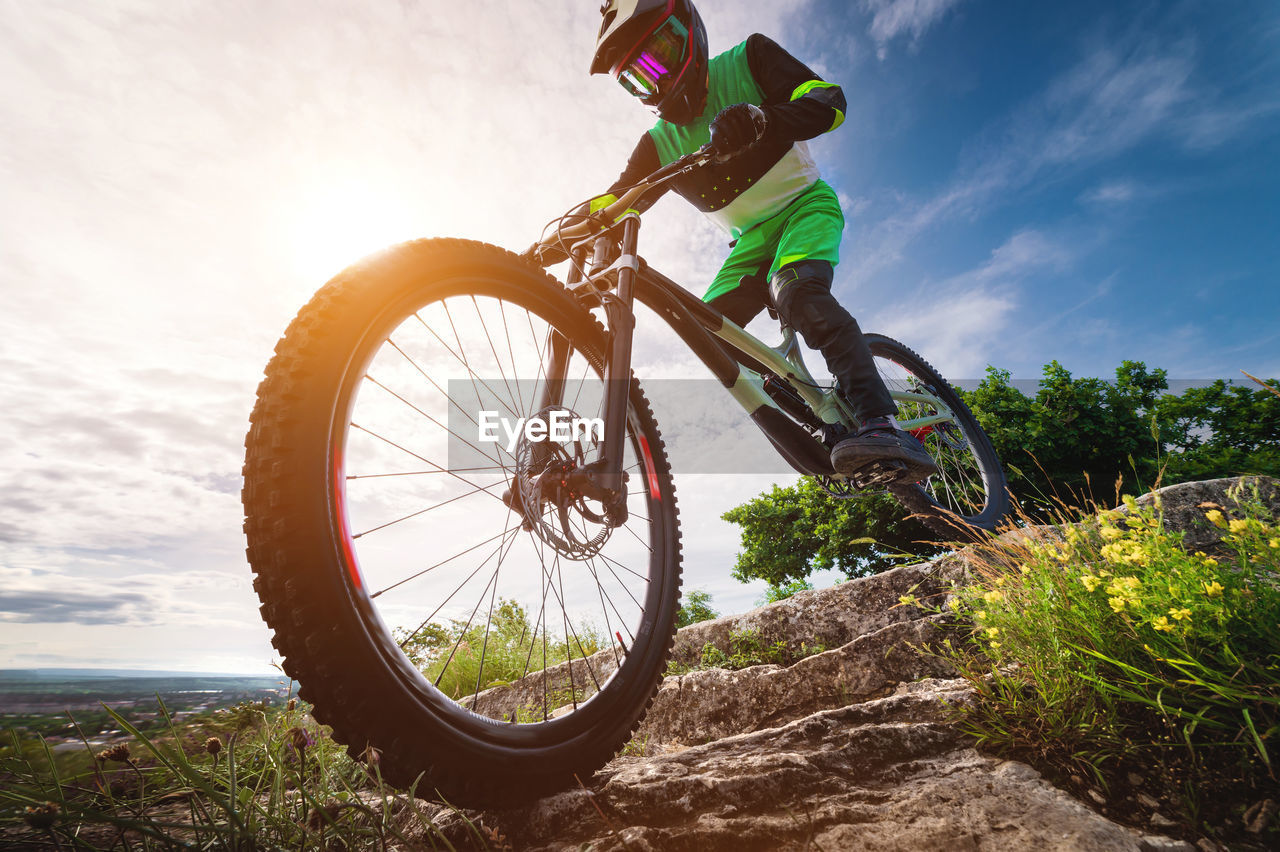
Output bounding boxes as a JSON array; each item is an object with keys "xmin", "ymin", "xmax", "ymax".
[{"xmin": 709, "ymin": 103, "xmax": 768, "ymax": 160}]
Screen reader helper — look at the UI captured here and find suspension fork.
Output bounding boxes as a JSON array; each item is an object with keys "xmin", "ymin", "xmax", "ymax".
[
  {"xmin": 532, "ymin": 245, "xmax": 585, "ymax": 471},
  {"xmin": 595, "ymin": 215, "xmax": 641, "ymax": 498},
  {"xmin": 532, "ymin": 221, "xmax": 639, "ymax": 520},
  {"xmin": 535, "ymin": 219, "xmax": 639, "ymax": 517}
]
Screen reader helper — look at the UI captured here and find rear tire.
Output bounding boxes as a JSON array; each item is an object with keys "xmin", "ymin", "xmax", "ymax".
[
  {"xmin": 865, "ymin": 334, "xmax": 1010, "ymax": 537},
  {"xmin": 242, "ymin": 239, "xmax": 681, "ymax": 806}
]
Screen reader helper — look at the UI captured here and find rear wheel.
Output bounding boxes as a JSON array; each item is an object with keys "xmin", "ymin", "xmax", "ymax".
[
  {"xmin": 242, "ymin": 239, "xmax": 681, "ymax": 806},
  {"xmin": 865, "ymin": 334, "xmax": 1010, "ymax": 536}
]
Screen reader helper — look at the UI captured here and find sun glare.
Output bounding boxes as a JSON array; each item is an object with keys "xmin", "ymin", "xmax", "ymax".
[{"xmin": 287, "ymin": 177, "xmax": 421, "ymax": 284}]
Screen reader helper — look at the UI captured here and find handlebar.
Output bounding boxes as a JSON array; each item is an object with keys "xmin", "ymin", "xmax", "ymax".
[{"xmin": 525, "ymin": 145, "xmax": 716, "ymax": 264}]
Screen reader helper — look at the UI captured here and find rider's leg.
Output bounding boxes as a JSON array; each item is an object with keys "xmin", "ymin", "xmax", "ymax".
[
  {"xmin": 769, "ymin": 260, "xmax": 893, "ymax": 419},
  {"xmin": 702, "ymin": 244, "xmax": 772, "ymax": 328},
  {"xmin": 769, "ymin": 260, "xmax": 935, "ymax": 480},
  {"xmin": 767, "ymin": 184, "xmax": 937, "ymax": 481},
  {"xmin": 706, "ymin": 268, "xmax": 770, "ymax": 327}
]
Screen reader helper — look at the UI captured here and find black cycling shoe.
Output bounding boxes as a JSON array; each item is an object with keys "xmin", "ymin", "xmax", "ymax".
[{"xmin": 831, "ymin": 417, "xmax": 940, "ymax": 484}]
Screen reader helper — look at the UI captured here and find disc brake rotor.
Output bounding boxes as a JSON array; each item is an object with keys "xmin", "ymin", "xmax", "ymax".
[{"xmin": 513, "ymin": 406, "xmax": 613, "ymax": 560}]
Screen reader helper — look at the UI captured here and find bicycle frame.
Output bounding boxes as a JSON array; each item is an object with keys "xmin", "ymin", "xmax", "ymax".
[
  {"xmin": 534, "ymin": 210, "xmax": 957, "ymax": 505},
  {"xmin": 529, "ymin": 148, "xmax": 960, "ymax": 509}
]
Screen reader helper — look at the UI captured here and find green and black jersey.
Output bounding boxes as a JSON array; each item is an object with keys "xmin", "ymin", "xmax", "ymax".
[{"xmin": 604, "ymin": 33, "xmax": 846, "ymax": 240}]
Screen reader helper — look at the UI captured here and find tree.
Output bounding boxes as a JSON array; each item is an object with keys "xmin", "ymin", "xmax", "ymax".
[
  {"xmin": 675, "ymin": 589, "xmax": 719, "ymax": 628},
  {"xmin": 966, "ymin": 360, "xmax": 1170, "ymax": 510},
  {"xmin": 724, "ymin": 361, "xmax": 1279, "ymax": 586},
  {"xmin": 722, "ymin": 478, "xmax": 945, "ymax": 587},
  {"xmin": 1155, "ymin": 378, "xmax": 1280, "ymax": 482},
  {"xmin": 756, "ymin": 577, "xmax": 815, "ymax": 606}
]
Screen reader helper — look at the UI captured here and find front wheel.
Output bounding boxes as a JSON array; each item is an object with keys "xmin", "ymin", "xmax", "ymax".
[
  {"xmin": 242, "ymin": 239, "xmax": 682, "ymax": 806},
  {"xmin": 865, "ymin": 334, "xmax": 1011, "ymax": 537}
]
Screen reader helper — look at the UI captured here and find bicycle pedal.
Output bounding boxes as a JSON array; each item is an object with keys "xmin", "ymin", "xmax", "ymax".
[{"xmin": 850, "ymin": 459, "xmax": 907, "ymax": 490}]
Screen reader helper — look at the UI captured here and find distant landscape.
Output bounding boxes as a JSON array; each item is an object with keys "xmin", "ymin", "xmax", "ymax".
[{"xmin": 0, "ymin": 668, "xmax": 286, "ymax": 751}]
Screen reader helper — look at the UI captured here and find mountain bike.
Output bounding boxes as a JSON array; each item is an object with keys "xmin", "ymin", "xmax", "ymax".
[{"xmin": 241, "ymin": 144, "xmax": 1010, "ymax": 806}]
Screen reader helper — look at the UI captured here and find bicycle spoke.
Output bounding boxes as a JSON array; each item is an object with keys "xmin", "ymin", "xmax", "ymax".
[
  {"xmin": 349, "ymin": 466, "xmax": 503, "ymax": 480},
  {"xmin": 473, "ymin": 294, "xmax": 523, "ymax": 422},
  {"xmin": 350, "ymin": 423, "xmax": 508, "ymax": 509},
  {"xmin": 353, "ymin": 479, "xmax": 507, "ymax": 539},
  {"xmin": 372, "ymin": 527, "xmax": 513, "ymax": 599},
  {"xmin": 397, "ymin": 522, "xmax": 519, "ymax": 655}
]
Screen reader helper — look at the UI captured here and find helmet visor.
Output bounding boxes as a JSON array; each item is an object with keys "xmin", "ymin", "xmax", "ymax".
[{"xmin": 616, "ymin": 15, "xmax": 689, "ymax": 104}]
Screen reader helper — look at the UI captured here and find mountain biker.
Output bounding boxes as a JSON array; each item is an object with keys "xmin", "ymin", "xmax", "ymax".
[{"xmin": 589, "ymin": 0, "xmax": 938, "ymax": 482}]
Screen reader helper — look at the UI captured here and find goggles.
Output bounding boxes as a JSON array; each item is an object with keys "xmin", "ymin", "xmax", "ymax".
[{"xmin": 616, "ymin": 15, "xmax": 690, "ymax": 104}]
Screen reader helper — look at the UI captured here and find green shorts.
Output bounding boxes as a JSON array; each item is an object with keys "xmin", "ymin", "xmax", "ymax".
[{"xmin": 702, "ymin": 179, "xmax": 844, "ymax": 303}]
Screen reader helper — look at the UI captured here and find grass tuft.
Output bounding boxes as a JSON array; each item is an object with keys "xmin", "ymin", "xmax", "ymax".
[{"xmin": 0, "ymin": 693, "xmax": 471, "ymax": 849}]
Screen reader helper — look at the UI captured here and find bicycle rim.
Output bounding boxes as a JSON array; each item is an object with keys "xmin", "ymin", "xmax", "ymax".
[
  {"xmin": 331, "ymin": 283, "xmax": 669, "ymax": 734},
  {"xmin": 869, "ymin": 341, "xmax": 1005, "ymax": 528}
]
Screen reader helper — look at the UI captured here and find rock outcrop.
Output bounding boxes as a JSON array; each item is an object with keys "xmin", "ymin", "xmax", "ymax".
[{"xmin": 426, "ymin": 477, "xmax": 1277, "ymax": 851}]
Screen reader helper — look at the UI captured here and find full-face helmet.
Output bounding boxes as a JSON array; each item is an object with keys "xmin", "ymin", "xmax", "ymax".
[{"xmin": 590, "ymin": 0, "xmax": 709, "ymax": 125}]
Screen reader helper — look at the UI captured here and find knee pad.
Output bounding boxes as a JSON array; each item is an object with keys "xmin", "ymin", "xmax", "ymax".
[
  {"xmin": 770, "ymin": 260, "xmax": 844, "ymax": 334},
  {"xmin": 770, "ymin": 260, "xmax": 834, "ymax": 317}
]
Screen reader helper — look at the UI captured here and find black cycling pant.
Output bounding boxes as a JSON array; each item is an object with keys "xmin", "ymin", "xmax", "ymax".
[{"xmin": 708, "ymin": 260, "xmax": 896, "ymax": 422}]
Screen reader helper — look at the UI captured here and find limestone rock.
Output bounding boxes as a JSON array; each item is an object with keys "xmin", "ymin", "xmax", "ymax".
[{"xmin": 423, "ymin": 478, "xmax": 1280, "ymax": 849}]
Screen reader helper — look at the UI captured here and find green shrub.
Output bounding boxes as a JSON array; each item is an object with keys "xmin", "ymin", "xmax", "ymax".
[
  {"xmin": 683, "ymin": 628, "xmax": 825, "ymax": 673},
  {"xmin": 676, "ymin": 589, "xmax": 719, "ymax": 628},
  {"xmin": 930, "ymin": 480, "xmax": 1280, "ymax": 794},
  {"xmin": 399, "ymin": 599, "xmax": 604, "ymax": 701}
]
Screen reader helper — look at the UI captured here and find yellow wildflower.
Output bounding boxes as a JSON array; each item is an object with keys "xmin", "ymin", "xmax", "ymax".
[
  {"xmin": 985, "ymin": 627, "xmax": 1000, "ymax": 638},
  {"xmin": 1021, "ymin": 565, "xmax": 1031, "ymax": 574},
  {"xmin": 948, "ymin": 598, "xmax": 962, "ymax": 611},
  {"xmin": 976, "ymin": 610, "xmax": 988, "ymax": 621},
  {"xmin": 989, "ymin": 640, "xmax": 1001, "ymax": 649},
  {"xmin": 1269, "ymin": 538, "xmax": 1278, "ymax": 549},
  {"xmin": 1082, "ymin": 575, "xmax": 1101, "ymax": 592},
  {"xmin": 1204, "ymin": 581, "xmax": 1224, "ymax": 598},
  {"xmin": 1169, "ymin": 607, "xmax": 1192, "ymax": 622},
  {"xmin": 899, "ymin": 595, "xmax": 918, "ymax": 606},
  {"xmin": 1100, "ymin": 525, "xmax": 1123, "ymax": 541},
  {"xmin": 1228, "ymin": 519, "xmax": 1248, "ymax": 534},
  {"xmin": 983, "ymin": 590, "xmax": 1004, "ymax": 603},
  {"xmin": 1109, "ymin": 596, "xmax": 1128, "ymax": 613},
  {"xmin": 1107, "ymin": 577, "xmax": 1141, "ymax": 595},
  {"xmin": 1126, "ymin": 542, "xmax": 1149, "ymax": 565},
  {"xmin": 1202, "ymin": 556, "xmax": 1218, "ymax": 566},
  {"xmin": 1153, "ymin": 616, "xmax": 1173, "ymax": 632},
  {"xmin": 1205, "ymin": 509, "xmax": 1225, "ymax": 527}
]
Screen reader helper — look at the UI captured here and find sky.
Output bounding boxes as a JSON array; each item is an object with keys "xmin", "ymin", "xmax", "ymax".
[{"xmin": 1, "ymin": 0, "xmax": 1277, "ymax": 673}]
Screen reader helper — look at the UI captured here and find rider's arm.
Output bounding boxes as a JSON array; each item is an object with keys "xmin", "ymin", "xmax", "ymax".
[
  {"xmin": 746, "ymin": 33, "xmax": 847, "ymax": 140},
  {"xmin": 588, "ymin": 133, "xmax": 668, "ymax": 216}
]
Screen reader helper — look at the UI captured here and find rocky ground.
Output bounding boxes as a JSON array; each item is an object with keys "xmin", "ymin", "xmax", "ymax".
[
  {"xmin": 415, "ymin": 477, "xmax": 1280, "ymax": 851},
  {"xmin": 10, "ymin": 479, "xmax": 1273, "ymax": 850}
]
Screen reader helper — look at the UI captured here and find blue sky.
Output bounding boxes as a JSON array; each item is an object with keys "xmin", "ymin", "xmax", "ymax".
[
  {"xmin": 0, "ymin": 1, "xmax": 1276, "ymax": 672},
  {"xmin": 811, "ymin": 0, "xmax": 1280, "ymax": 381}
]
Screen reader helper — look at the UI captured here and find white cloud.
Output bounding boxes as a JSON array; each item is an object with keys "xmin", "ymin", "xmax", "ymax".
[
  {"xmin": 867, "ymin": 230, "xmax": 1068, "ymax": 376},
  {"xmin": 0, "ymin": 1, "xmax": 827, "ymax": 671},
  {"xmin": 847, "ymin": 30, "xmax": 1268, "ymax": 287},
  {"xmin": 863, "ymin": 0, "xmax": 964, "ymax": 58},
  {"xmin": 1080, "ymin": 180, "xmax": 1138, "ymax": 205}
]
